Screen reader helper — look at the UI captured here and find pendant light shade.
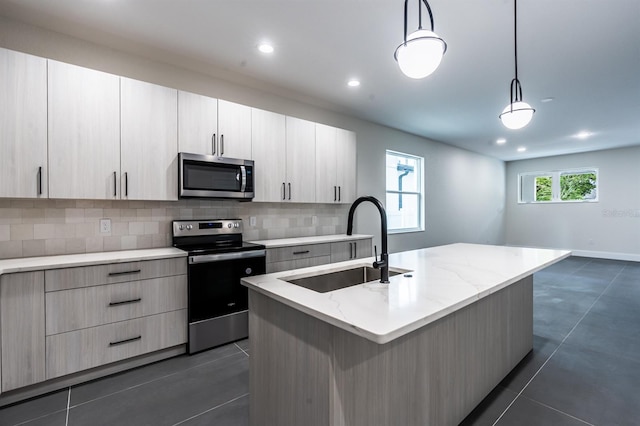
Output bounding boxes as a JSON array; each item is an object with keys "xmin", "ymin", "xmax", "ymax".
[
  {"xmin": 499, "ymin": 0, "xmax": 535, "ymax": 129},
  {"xmin": 394, "ymin": 0, "xmax": 447, "ymax": 79}
]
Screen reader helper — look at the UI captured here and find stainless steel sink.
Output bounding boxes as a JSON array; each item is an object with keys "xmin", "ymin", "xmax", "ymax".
[{"xmin": 281, "ymin": 265, "xmax": 407, "ymax": 293}]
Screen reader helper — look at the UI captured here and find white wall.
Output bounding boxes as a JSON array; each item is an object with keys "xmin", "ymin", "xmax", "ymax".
[
  {"xmin": 0, "ymin": 15, "xmax": 506, "ymax": 256},
  {"xmin": 505, "ymin": 146, "xmax": 640, "ymax": 260}
]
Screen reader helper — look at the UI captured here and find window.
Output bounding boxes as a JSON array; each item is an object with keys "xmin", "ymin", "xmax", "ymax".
[
  {"xmin": 385, "ymin": 150, "xmax": 424, "ymax": 232},
  {"xmin": 519, "ymin": 168, "xmax": 598, "ymax": 203}
]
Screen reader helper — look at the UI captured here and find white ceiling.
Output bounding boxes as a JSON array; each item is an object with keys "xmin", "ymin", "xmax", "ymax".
[{"xmin": 1, "ymin": 0, "xmax": 639, "ymax": 161}]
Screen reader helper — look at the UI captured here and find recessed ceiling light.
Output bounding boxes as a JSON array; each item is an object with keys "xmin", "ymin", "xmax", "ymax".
[
  {"xmin": 347, "ymin": 79, "xmax": 361, "ymax": 88},
  {"xmin": 258, "ymin": 43, "xmax": 274, "ymax": 54},
  {"xmin": 540, "ymin": 97, "xmax": 555, "ymax": 103},
  {"xmin": 573, "ymin": 131, "xmax": 592, "ymax": 139},
  {"xmin": 517, "ymin": 147, "xmax": 527, "ymax": 152},
  {"xmin": 496, "ymin": 138, "xmax": 506, "ymax": 145}
]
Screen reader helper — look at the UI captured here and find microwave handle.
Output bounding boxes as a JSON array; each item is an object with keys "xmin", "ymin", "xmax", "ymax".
[{"xmin": 240, "ymin": 166, "xmax": 247, "ymax": 192}]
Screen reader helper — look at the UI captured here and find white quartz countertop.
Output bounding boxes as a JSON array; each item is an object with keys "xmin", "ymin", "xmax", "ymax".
[
  {"xmin": 242, "ymin": 243, "xmax": 570, "ymax": 344},
  {"xmin": 249, "ymin": 234, "xmax": 373, "ymax": 248},
  {"xmin": 0, "ymin": 248, "xmax": 187, "ymax": 275}
]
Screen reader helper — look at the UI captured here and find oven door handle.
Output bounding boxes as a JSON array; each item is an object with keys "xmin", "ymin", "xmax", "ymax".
[{"xmin": 189, "ymin": 249, "xmax": 266, "ymax": 264}]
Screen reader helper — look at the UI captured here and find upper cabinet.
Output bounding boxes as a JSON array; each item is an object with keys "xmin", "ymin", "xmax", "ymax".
[
  {"xmin": 177, "ymin": 95, "xmax": 251, "ymax": 159},
  {"xmin": 121, "ymin": 78, "xmax": 178, "ymax": 201},
  {"xmin": 217, "ymin": 100, "xmax": 252, "ymax": 159},
  {"xmin": 336, "ymin": 128, "xmax": 357, "ymax": 204},
  {"xmin": 315, "ymin": 124, "xmax": 357, "ymax": 204},
  {"xmin": 285, "ymin": 117, "xmax": 316, "ymax": 203},
  {"xmin": 0, "ymin": 48, "xmax": 47, "ymax": 198},
  {"xmin": 48, "ymin": 61, "xmax": 121, "ymax": 199},
  {"xmin": 252, "ymin": 108, "xmax": 286, "ymax": 202},
  {"xmin": 178, "ymin": 90, "xmax": 218, "ymax": 155}
]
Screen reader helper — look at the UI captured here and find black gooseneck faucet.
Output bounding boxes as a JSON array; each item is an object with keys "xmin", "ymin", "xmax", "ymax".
[{"xmin": 346, "ymin": 196, "xmax": 390, "ymax": 283}]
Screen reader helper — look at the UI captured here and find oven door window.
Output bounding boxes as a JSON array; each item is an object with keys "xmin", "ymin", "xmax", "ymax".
[
  {"xmin": 188, "ymin": 255, "xmax": 265, "ymax": 322},
  {"xmin": 183, "ymin": 161, "xmax": 242, "ymax": 192}
]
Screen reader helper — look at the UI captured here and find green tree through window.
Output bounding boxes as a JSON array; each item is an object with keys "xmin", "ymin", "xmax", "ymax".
[
  {"xmin": 560, "ymin": 173, "xmax": 597, "ymax": 200},
  {"xmin": 535, "ymin": 176, "xmax": 552, "ymax": 201}
]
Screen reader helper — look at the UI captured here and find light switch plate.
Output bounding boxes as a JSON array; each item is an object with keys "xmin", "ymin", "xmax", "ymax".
[
  {"xmin": 250, "ymin": 216, "xmax": 257, "ymax": 227},
  {"xmin": 100, "ymin": 218, "xmax": 111, "ymax": 233}
]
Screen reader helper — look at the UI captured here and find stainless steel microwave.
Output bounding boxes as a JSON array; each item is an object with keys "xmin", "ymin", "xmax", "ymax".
[{"xmin": 178, "ymin": 152, "xmax": 254, "ymax": 200}]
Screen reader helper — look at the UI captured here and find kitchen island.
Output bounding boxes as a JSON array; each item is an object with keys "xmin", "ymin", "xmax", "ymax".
[{"xmin": 241, "ymin": 243, "xmax": 570, "ymax": 426}]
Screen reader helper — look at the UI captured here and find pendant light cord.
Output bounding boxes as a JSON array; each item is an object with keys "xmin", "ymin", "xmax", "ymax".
[
  {"xmin": 403, "ymin": 0, "xmax": 436, "ymax": 44},
  {"xmin": 514, "ymin": 0, "xmax": 518, "ymax": 84}
]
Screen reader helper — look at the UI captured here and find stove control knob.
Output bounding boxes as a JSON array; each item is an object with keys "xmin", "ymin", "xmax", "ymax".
[
  {"xmin": 227, "ymin": 223, "xmax": 232, "ymax": 228},
  {"xmin": 186, "ymin": 225, "xmax": 193, "ymax": 230},
  {"xmin": 178, "ymin": 225, "xmax": 184, "ymax": 230},
  {"xmin": 234, "ymin": 222, "xmax": 240, "ymax": 228}
]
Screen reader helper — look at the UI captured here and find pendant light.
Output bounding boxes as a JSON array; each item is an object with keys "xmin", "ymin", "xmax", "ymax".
[
  {"xmin": 394, "ymin": 0, "xmax": 447, "ymax": 79},
  {"xmin": 499, "ymin": 0, "xmax": 535, "ymax": 129}
]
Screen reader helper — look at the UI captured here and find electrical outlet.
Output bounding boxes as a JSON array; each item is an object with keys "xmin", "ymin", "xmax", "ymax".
[
  {"xmin": 100, "ymin": 218, "xmax": 111, "ymax": 234},
  {"xmin": 250, "ymin": 216, "xmax": 257, "ymax": 227}
]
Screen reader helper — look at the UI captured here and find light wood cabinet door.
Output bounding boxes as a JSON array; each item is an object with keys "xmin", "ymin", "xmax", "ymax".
[
  {"xmin": 0, "ymin": 48, "xmax": 47, "ymax": 198},
  {"xmin": 46, "ymin": 309, "xmax": 187, "ymax": 379},
  {"xmin": 178, "ymin": 90, "xmax": 218, "ymax": 155},
  {"xmin": 252, "ymin": 108, "xmax": 286, "ymax": 202},
  {"xmin": 48, "ymin": 61, "xmax": 121, "ymax": 199},
  {"xmin": 218, "ymin": 100, "xmax": 252, "ymax": 159},
  {"xmin": 121, "ymin": 77, "xmax": 178, "ymax": 200},
  {"xmin": 0, "ymin": 271, "xmax": 45, "ymax": 392},
  {"xmin": 315, "ymin": 123, "xmax": 338, "ymax": 203},
  {"xmin": 330, "ymin": 238, "xmax": 373, "ymax": 263},
  {"xmin": 285, "ymin": 116, "xmax": 316, "ymax": 203},
  {"xmin": 336, "ymin": 128, "xmax": 357, "ymax": 204},
  {"xmin": 45, "ymin": 275, "xmax": 187, "ymax": 335}
]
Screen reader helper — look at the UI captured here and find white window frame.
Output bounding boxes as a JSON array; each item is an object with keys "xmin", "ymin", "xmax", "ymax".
[
  {"xmin": 518, "ymin": 167, "xmax": 599, "ymax": 203},
  {"xmin": 385, "ymin": 150, "xmax": 425, "ymax": 234}
]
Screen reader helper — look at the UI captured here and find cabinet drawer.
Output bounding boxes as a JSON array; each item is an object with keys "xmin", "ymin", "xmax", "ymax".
[
  {"xmin": 330, "ymin": 239, "xmax": 373, "ymax": 263},
  {"xmin": 267, "ymin": 255, "xmax": 332, "ymax": 273},
  {"xmin": 266, "ymin": 243, "xmax": 331, "ymax": 263},
  {"xmin": 45, "ymin": 275, "xmax": 187, "ymax": 335},
  {"xmin": 45, "ymin": 257, "xmax": 187, "ymax": 291},
  {"xmin": 46, "ymin": 309, "xmax": 187, "ymax": 379}
]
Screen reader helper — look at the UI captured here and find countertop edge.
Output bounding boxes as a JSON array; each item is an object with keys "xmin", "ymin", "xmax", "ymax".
[
  {"xmin": 249, "ymin": 234, "xmax": 373, "ymax": 248},
  {"xmin": 0, "ymin": 248, "xmax": 188, "ymax": 276}
]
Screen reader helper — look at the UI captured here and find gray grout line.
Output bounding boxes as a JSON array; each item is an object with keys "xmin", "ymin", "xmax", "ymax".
[
  {"xmin": 68, "ymin": 351, "xmax": 242, "ymax": 410},
  {"xmin": 65, "ymin": 387, "xmax": 71, "ymax": 426},
  {"xmin": 492, "ymin": 259, "xmax": 624, "ymax": 426},
  {"xmin": 170, "ymin": 392, "xmax": 249, "ymax": 426},
  {"xmin": 520, "ymin": 395, "xmax": 596, "ymax": 425},
  {"xmin": 234, "ymin": 342, "xmax": 250, "ymax": 357}
]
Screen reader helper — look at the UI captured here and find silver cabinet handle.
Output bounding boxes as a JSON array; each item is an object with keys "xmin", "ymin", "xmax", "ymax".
[
  {"xmin": 124, "ymin": 172, "xmax": 128, "ymax": 197},
  {"xmin": 282, "ymin": 182, "xmax": 286, "ymax": 200},
  {"xmin": 353, "ymin": 242, "xmax": 357, "ymax": 258},
  {"xmin": 109, "ymin": 335, "xmax": 141, "ymax": 347},
  {"xmin": 113, "ymin": 171, "xmax": 117, "ymax": 197},
  {"xmin": 338, "ymin": 186, "xmax": 341, "ymax": 202},
  {"xmin": 288, "ymin": 183, "xmax": 291, "ymax": 200},
  {"xmin": 220, "ymin": 135, "xmax": 224, "ymax": 155},
  {"xmin": 334, "ymin": 186, "xmax": 337, "ymax": 202},
  {"xmin": 293, "ymin": 250, "xmax": 310, "ymax": 255},
  {"xmin": 212, "ymin": 133, "xmax": 216, "ymax": 155}
]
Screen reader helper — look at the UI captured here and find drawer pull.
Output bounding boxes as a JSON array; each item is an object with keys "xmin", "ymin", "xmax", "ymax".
[
  {"xmin": 108, "ymin": 298, "xmax": 142, "ymax": 307},
  {"xmin": 292, "ymin": 250, "xmax": 310, "ymax": 255},
  {"xmin": 109, "ymin": 335, "xmax": 142, "ymax": 347},
  {"xmin": 108, "ymin": 269, "xmax": 142, "ymax": 277}
]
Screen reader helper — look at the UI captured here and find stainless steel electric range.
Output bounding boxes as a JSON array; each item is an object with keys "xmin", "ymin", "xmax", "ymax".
[{"xmin": 172, "ymin": 219, "xmax": 266, "ymax": 354}]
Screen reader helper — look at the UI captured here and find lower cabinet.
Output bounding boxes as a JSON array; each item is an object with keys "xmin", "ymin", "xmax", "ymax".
[
  {"xmin": 265, "ymin": 238, "xmax": 373, "ymax": 273},
  {"xmin": 0, "ymin": 272, "xmax": 46, "ymax": 392},
  {"xmin": 0, "ymin": 257, "xmax": 187, "ymax": 395},
  {"xmin": 46, "ymin": 310, "xmax": 186, "ymax": 379},
  {"xmin": 330, "ymin": 239, "xmax": 373, "ymax": 263}
]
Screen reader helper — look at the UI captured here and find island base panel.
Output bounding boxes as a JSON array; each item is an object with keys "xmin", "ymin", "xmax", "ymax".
[{"xmin": 249, "ymin": 275, "xmax": 533, "ymax": 426}]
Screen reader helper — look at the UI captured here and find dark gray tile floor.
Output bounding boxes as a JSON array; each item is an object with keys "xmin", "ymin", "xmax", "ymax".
[{"xmin": 1, "ymin": 256, "xmax": 638, "ymax": 426}]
